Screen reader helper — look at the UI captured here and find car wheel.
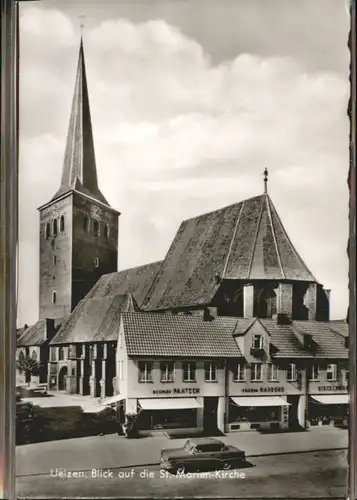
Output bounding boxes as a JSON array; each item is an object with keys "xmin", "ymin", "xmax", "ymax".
[
  {"xmin": 222, "ymin": 461, "xmax": 231, "ymax": 470},
  {"xmin": 175, "ymin": 464, "xmax": 186, "ymax": 475}
]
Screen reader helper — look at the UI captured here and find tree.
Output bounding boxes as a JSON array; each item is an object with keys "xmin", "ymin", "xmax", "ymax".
[{"xmin": 16, "ymin": 354, "xmax": 41, "ymax": 387}]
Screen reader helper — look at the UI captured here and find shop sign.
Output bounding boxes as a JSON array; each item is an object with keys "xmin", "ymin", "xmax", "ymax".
[
  {"xmin": 318, "ymin": 385, "xmax": 347, "ymax": 392},
  {"xmin": 242, "ymin": 387, "xmax": 285, "ymax": 393},
  {"xmin": 153, "ymin": 388, "xmax": 200, "ymax": 395}
]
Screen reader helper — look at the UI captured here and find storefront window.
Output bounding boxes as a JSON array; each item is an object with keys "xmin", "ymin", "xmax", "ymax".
[
  {"xmin": 229, "ymin": 401, "xmax": 280, "ymax": 423},
  {"xmin": 233, "ymin": 363, "xmax": 245, "ymax": 382},
  {"xmin": 139, "ymin": 409, "xmax": 197, "ymax": 430},
  {"xmin": 252, "ymin": 335, "xmax": 263, "ymax": 349},
  {"xmin": 204, "ymin": 361, "xmax": 217, "ymax": 382},
  {"xmin": 286, "ymin": 363, "xmax": 296, "ymax": 381},
  {"xmin": 309, "ymin": 363, "xmax": 319, "ymax": 380},
  {"xmin": 251, "ymin": 363, "xmax": 263, "ymax": 381},
  {"xmin": 326, "ymin": 364, "xmax": 337, "ymax": 381},
  {"xmin": 268, "ymin": 364, "xmax": 278, "ymax": 381},
  {"xmin": 139, "ymin": 361, "xmax": 153, "ymax": 382},
  {"xmin": 160, "ymin": 361, "xmax": 174, "ymax": 382},
  {"xmin": 183, "ymin": 362, "xmax": 196, "ymax": 382}
]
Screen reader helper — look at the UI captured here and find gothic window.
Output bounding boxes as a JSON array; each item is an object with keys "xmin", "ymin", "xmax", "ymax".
[
  {"xmin": 93, "ymin": 220, "xmax": 100, "ymax": 237},
  {"xmin": 104, "ymin": 224, "xmax": 110, "ymax": 238},
  {"xmin": 60, "ymin": 215, "xmax": 65, "ymax": 232},
  {"xmin": 52, "ymin": 291, "xmax": 57, "ymax": 304},
  {"xmin": 31, "ymin": 350, "xmax": 37, "ymax": 361},
  {"xmin": 53, "ymin": 219, "xmax": 58, "ymax": 236},
  {"xmin": 18, "ymin": 351, "xmax": 25, "ymax": 363},
  {"xmin": 58, "ymin": 347, "xmax": 64, "ymax": 361},
  {"xmin": 45, "ymin": 223, "xmax": 51, "ymax": 239},
  {"xmin": 94, "ymin": 257, "xmax": 99, "ymax": 268},
  {"xmin": 83, "ymin": 215, "xmax": 90, "ymax": 233},
  {"xmin": 53, "ymin": 255, "xmax": 57, "ymax": 265},
  {"xmin": 257, "ymin": 288, "xmax": 277, "ymax": 318}
]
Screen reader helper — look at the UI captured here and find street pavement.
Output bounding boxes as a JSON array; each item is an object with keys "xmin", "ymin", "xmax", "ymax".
[
  {"xmin": 16, "ymin": 426, "xmax": 347, "ymax": 477},
  {"xmin": 16, "ymin": 449, "xmax": 348, "ymax": 498}
]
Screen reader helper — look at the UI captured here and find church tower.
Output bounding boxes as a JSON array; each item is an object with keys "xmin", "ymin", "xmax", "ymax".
[{"xmin": 38, "ymin": 38, "xmax": 119, "ymax": 320}]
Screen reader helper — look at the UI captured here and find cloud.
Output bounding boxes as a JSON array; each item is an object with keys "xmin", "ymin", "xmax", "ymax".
[{"xmin": 18, "ymin": 7, "xmax": 349, "ymax": 325}]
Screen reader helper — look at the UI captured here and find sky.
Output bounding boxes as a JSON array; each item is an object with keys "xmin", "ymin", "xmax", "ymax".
[{"xmin": 18, "ymin": 0, "xmax": 350, "ymax": 325}]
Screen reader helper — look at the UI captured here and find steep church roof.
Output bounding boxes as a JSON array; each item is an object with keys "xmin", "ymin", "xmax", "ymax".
[
  {"xmin": 143, "ymin": 193, "xmax": 317, "ymax": 311},
  {"xmin": 51, "ymin": 38, "xmax": 110, "ymax": 207}
]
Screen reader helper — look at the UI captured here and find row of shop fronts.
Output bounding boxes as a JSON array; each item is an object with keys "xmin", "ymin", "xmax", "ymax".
[{"xmin": 103, "ymin": 382, "xmax": 349, "ymax": 435}]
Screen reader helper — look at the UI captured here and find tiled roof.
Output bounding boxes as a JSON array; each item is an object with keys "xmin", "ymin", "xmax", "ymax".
[
  {"xmin": 121, "ymin": 312, "xmax": 242, "ymax": 358},
  {"xmin": 293, "ymin": 321, "xmax": 349, "ymax": 359},
  {"xmin": 85, "ymin": 261, "xmax": 162, "ymax": 306},
  {"xmin": 50, "ymin": 294, "xmax": 138, "ymax": 344},
  {"xmin": 259, "ymin": 320, "xmax": 312, "ymax": 358},
  {"xmin": 17, "ymin": 320, "xmax": 47, "ymax": 347},
  {"xmin": 328, "ymin": 320, "xmax": 349, "ymax": 338},
  {"xmin": 259, "ymin": 319, "xmax": 349, "ymax": 360},
  {"xmin": 233, "ymin": 318, "xmax": 256, "ymax": 335},
  {"xmin": 143, "ymin": 194, "xmax": 316, "ymax": 311}
]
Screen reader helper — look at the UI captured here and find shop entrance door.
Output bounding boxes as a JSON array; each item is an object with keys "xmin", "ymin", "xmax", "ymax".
[
  {"xmin": 203, "ymin": 397, "xmax": 218, "ymax": 434},
  {"xmin": 287, "ymin": 395, "xmax": 300, "ymax": 429}
]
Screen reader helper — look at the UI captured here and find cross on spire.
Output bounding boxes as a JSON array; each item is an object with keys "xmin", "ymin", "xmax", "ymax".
[
  {"xmin": 79, "ymin": 15, "xmax": 86, "ymax": 35},
  {"xmin": 263, "ymin": 168, "xmax": 268, "ymax": 193}
]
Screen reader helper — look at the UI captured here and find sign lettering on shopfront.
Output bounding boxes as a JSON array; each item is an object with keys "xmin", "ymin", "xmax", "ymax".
[
  {"xmin": 152, "ymin": 388, "xmax": 200, "ymax": 395},
  {"xmin": 317, "ymin": 386, "xmax": 347, "ymax": 392},
  {"xmin": 242, "ymin": 387, "xmax": 285, "ymax": 393}
]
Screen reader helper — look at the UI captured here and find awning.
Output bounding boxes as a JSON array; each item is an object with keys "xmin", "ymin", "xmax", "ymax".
[
  {"xmin": 231, "ymin": 396, "xmax": 290, "ymax": 407},
  {"xmin": 138, "ymin": 398, "xmax": 203, "ymax": 410},
  {"xmin": 101, "ymin": 394, "xmax": 125, "ymax": 406},
  {"xmin": 310, "ymin": 394, "xmax": 349, "ymax": 405}
]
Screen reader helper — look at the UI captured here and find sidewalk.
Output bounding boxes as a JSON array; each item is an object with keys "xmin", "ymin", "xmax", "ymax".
[{"xmin": 16, "ymin": 426, "xmax": 348, "ymax": 478}]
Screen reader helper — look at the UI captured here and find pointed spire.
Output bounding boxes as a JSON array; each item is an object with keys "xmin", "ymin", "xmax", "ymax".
[
  {"xmin": 263, "ymin": 168, "xmax": 268, "ymax": 194},
  {"xmin": 52, "ymin": 38, "xmax": 109, "ymax": 206}
]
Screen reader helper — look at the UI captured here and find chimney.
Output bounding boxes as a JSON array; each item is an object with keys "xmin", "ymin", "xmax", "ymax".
[
  {"xmin": 243, "ymin": 284, "xmax": 254, "ymax": 318},
  {"xmin": 277, "ymin": 283, "xmax": 293, "ymax": 318},
  {"xmin": 203, "ymin": 307, "xmax": 216, "ymax": 322},
  {"xmin": 45, "ymin": 319, "xmax": 56, "ymax": 341},
  {"xmin": 276, "ymin": 313, "xmax": 292, "ymax": 325}
]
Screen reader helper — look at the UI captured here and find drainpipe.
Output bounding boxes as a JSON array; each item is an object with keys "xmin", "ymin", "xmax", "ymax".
[{"xmin": 224, "ymin": 359, "xmax": 229, "ymax": 433}]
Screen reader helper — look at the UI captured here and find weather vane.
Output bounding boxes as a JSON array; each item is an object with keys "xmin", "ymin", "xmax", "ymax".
[{"xmin": 263, "ymin": 168, "xmax": 268, "ymax": 194}]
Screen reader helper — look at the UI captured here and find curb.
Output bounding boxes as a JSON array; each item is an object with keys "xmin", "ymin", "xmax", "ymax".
[{"xmin": 16, "ymin": 446, "xmax": 347, "ymax": 479}]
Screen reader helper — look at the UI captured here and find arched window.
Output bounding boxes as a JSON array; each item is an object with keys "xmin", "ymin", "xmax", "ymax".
[
  {"xmin": 52, "ymin": 291, "xmax": 57, "ymax": 304},
  {"xmin": 83, "ymin": 215, "xmax": 90, "ymax": 233},
  {"xmin": 18, "ymin": 351, "xmax": 25, "ymax": 363},
  {"xmin": 31, "ymin": 350, "xmax": 37, "ymax": 361},
  {"xmin": 60, "ymin": 215, "xmax": 65, "ymax": 232},
  {"xmin": 58, "ymin": 347, "xmax": 64, "ymax": 361},
  {"xmin": 104, "ymin": 224, "xmax": 110, "ymax": 238},
  {"xmin": 94, "ymin": 257, "xmax": 99, "ymax": 268},
  {"xmin": 53, "ymin": 219, "xmax": 58, "ymax": 236},
  {"xmin": 45, "ymin": 223, "xmax": 51, "ymax": 239},
  {"xmin": 53, "ymin": 255, "xmax": 57, "ymax": 266},
  {"xmin": 93, "ymin": 220, "xmax": 100, "ymax": 237}
]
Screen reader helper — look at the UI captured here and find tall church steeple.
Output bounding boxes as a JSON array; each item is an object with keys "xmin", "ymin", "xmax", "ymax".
[
  {"xmin": 52, "ymin": 38, "xmax": 109, "ymax": 206},
  {"xmin": 38, "ymin": 38, "xmax": 119, "ymax": 321}
]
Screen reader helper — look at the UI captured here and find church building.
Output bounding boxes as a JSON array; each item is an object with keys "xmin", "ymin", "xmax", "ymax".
[{"xmin": 17, "ymin": 39, "xmax": 349, "ymax": 435}]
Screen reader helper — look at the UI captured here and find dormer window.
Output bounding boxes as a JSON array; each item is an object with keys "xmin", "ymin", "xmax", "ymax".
[
  {"xmin": 45, "ymin": 223, "xmax": 51, "ymax": 239},
  {"xmin": 93, "ymin": 220, "xmax": 100, "ymax": 237},
  {"xmin": 53, "ymin": 219, "xmax": 58, "ymax": 236},
  {"xmin": 104, "ymin": 224, "xmax": 110, "ymax": 238},
  {"xmin": 60, "ymin": 215, "xmax": 65, "ymax": 232},
  {"xmin": 252, "ymin": 335, "xmax": 263, "ymax": 349}
]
